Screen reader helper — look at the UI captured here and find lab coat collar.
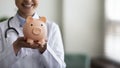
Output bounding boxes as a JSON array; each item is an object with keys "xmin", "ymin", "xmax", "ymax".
[
  {"xmin": 32, "ymin": 12, "xmax": 40, "ymax": 19},
  {"xmin": 16, "ymin": 11, "xmax": 40, "ymax": 19}
]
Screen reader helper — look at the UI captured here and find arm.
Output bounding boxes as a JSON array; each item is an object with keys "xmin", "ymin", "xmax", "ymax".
[
  {"xmin": 40, "ymin": 23, "xmax": 66, "ymax": 68},
  {"xmin": 0, "ymin": 27, "xmax": 18, "ymax": 68}
]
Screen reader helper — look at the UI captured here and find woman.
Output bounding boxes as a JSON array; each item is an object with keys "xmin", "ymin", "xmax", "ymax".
[{"xmin": 0, "ymin": 0, "xmax": 66, "ymax": 68}]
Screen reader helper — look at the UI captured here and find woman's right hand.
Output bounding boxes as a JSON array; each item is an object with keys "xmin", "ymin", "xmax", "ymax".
[{"xmin": 13, "ymin": 37, "xmax": 39, "ymax": 55}]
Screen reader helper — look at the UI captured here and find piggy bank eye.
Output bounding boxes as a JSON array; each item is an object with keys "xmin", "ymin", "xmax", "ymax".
[
  {"xmin": 41, "ymin": 24, "xmax": 43, "ymax": 26},
  {"xmin": 31, "ymin": 24, "xmax": 33, "ymax": 26}
]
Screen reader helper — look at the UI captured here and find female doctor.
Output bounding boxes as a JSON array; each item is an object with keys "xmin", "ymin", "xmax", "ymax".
[{"xmin": 0, "ymin": 0, "xmax": 66, "ymax": 68}]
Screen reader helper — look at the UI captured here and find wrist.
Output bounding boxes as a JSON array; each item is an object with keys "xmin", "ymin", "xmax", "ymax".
[
  {"xmin": 13, "ymin": 41, "xmax": 21, "ymax": 56},
  {"xmin": 38, "ymin": 43, "xmax": 47, "ymax": 54}
]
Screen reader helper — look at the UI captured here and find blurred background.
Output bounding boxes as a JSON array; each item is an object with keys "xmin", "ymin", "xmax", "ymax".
[{"xmin": 1, "ymin": 0, "xmax": 120, "ymax": 68}]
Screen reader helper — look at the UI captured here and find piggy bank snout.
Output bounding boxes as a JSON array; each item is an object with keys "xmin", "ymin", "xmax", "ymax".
[{"xmin": 32, "ymin": 28, "xmax": 41, "ymax": 35}]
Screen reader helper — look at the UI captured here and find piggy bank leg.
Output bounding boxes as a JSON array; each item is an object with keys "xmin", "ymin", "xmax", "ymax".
[
  {"xmin": 38, "ymin": 40, "xmax": 45, "ymax": 48},
  {"xmin": 27, "ymin": 39, "xmax": 34, "ymax": 45}
]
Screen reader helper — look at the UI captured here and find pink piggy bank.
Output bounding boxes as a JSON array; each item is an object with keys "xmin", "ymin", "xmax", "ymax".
[{"xmin": 23, "ymin": 16, "xmax": 47, "ymax": 46}]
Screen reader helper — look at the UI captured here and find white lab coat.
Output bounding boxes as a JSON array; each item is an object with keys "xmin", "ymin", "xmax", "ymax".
[{"xmin": 0, "ymin": 13, "xmax": 66, "ymax": 68}]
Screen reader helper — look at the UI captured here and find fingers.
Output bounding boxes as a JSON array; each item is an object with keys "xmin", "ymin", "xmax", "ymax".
[
  {"xmin": 38, "ymin": 42, "xmax": 47, "ymax": 48},
  {"xmin": 38, "ymin": 43, "xmax": 47, "ymax": 54},
  {"xmin": 16, "ymin": 37, "xmax": 26, "ymax": 43},
  {"xmin": 30, "ymin": 43, "xmax": 39, "ymax": 49},
  {"xmin": 15, "ymin": 37, "xmax": 47, "ymax": 49}
]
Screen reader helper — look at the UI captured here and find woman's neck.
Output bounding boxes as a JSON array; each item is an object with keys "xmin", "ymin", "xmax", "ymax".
[{"xmin": 17, "ymin": 11, "xmax": 34, "ymax": 19}]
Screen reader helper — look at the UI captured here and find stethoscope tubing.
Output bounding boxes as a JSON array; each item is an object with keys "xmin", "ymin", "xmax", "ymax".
[{"xmin": 5, "ymin": 17, "xmax": 19, "ymax": 38}]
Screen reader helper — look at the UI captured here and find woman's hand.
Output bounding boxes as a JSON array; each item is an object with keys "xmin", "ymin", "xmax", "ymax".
[{"xmin": 13, "ymin": 37, "xmax": 47, "ymax": 55}]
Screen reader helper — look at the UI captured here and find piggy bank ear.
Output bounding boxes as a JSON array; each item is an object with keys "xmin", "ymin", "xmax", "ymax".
[
  {"xmin": 40, "ymin": 17, "xmax": 46, "ymax": 23},
  {"xmin": 26, "ymin": 16, "xmax": 33, "ymax": 23}
]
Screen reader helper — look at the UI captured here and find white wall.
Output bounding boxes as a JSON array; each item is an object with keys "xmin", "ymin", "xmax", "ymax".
[
  {"xmin": 37, "ymin": 0, "xmax": 62, "ymax": 26},
  {"xmin": 63, "ymin": 0, "xmax": 104, "ymax": 57},
  {"xmin": 0, "ymin": 0, "xmax": 16, "ymax": 17}
]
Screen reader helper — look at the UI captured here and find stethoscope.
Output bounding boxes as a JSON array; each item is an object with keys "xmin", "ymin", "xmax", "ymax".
[{"xmin": 5, "ymin": 17, "xmax": 19, "ymax": 38}]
